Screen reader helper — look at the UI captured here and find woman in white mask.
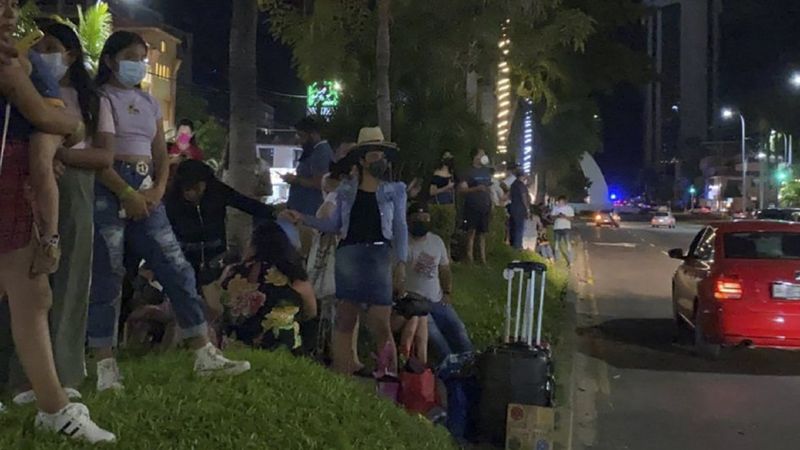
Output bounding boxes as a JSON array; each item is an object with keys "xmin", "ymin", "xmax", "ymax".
[
  {"xmin": 88, "ymin": 31, "xmax": 250, "ymax": 392},
  {"xmin": 7, "ymin": 23, "xmax": 116, "ymax": 406}
]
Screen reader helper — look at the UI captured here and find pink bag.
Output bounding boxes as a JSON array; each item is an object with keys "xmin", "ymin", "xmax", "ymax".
[{"xmin": 374, "ymin": 341, "xmax": 400, "ymax": 403}]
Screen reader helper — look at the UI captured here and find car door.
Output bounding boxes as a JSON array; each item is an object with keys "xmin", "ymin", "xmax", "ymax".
[
  {"xmin": 682, "ymin": 228, "xmax": 717, "ymax": 321},
  {"xmin": 674, "ymin": 228, "xmax": 711, "ymax": 319}
]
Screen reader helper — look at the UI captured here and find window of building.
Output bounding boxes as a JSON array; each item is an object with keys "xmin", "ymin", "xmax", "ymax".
[{"xmin": 160, "ymin": 41, "xmax": 166, "ymax": 53}]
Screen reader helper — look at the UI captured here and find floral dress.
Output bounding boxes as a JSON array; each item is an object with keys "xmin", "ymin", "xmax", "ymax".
[{"xmin": 219, "ymin": 261, "xmax": 303, "ymax": 351}]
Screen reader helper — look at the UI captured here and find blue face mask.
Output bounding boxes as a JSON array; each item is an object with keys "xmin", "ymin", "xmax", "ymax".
[{"xmin": 116, "ymin": 60, "xmax": 147, "ymax": 88}]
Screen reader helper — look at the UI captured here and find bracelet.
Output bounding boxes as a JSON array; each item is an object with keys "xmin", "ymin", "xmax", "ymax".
[{"xmin": 119, "ymin": 186, "xmax": 136, "ymax": 201}]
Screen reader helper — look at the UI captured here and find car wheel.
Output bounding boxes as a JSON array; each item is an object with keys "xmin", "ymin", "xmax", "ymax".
[{"xmin": 694, "ymin": 306, "xmax": 721, "ymax": 360}]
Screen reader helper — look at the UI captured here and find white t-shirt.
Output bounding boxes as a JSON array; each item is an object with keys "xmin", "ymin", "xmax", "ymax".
[
  {"xmin": 407, "ymin": 232, "xmax": 449, "ymax": 303},
  {"xmin": 551, "ymin": 204, "xmax": 575, "ymax": 230},
  {"xmin": 490, "ymin": 181, "xmax": 505, "ymax": 207},
  {"xmin": 61, "ymin": 87, "xmax": 115, "ymax": 149}
]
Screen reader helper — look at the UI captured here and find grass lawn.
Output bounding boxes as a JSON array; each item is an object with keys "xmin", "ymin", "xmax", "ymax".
[
  {"xmin": 0, "ymin": 212, "xmax": 567, "ymax": 449},
  {"xmin": 0, "ymin": 350, "xmax": 457, "ymax": 450}
]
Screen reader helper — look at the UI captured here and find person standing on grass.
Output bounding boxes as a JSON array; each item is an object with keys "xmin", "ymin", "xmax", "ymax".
[
  {"xmin": 0, "ymin": 0, "xmax": 114, "ymax": 442},
  {"xmin": 405, "ymin": 202, "xmax": 473, "ymax": 363},
  {"xmin": 508, "ymin": 169, "xmax": 531, "ymax": 250},
  {"xmin": 289, "ymin": 127, "xmax": 407, "ymax": 376},
  {"xmin": 458, "ymin": 148, "xmax": 493, "ymax": 264},
  {"xmin": 88, "ymin": 31, "xmax": 250, "ymax": 392},
  {"xmin": 283, "ymin": 116, "xmax": 333, "ymax": 256},
  {"xmin": 8, "ymin": 22, "xmax": 116, "ymax": 407},
  {"xmin": 551, "ymin": 195, "xmax": 575, "ymax": 266},
  {"xmin": 429, "ymin": 151, "xmax": 456, "ymax": 205}
]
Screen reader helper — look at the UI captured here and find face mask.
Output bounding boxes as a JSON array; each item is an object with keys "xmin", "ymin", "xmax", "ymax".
[
  {"xmin": 177, "ymin": 133, "xmax": 191, "ymax": 145},
  {"xmin": 409, "ymin": 221, "xmax": 429, "ymax": 237},
  {"xmin": 480, "ymin": 155, "xmax": 490, "ymax": 166},
  {"xmin": 366, "ymin": 159, "xmax": 388, "ymax": 178},
  {"xmin": 116, "ymin": 60, "xmax": 147, "ymax": 88},
  {"xmin": 36, "ymin": 52, "xmax": 69, "ymax": 82}
]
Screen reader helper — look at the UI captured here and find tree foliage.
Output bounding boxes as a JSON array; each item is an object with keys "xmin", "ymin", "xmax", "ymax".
[
  {"xmin": 52, "ymin": 2, "xmax": 114, "ymax": 74},
  {"xmin": 261, "ymin": 0, "xmax": 647, "ymax": 188}
]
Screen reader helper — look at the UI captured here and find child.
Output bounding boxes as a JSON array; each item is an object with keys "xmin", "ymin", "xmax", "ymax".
[{"xmin": 537, "ymin": 231, "xmax": 555, "ymax": 262}]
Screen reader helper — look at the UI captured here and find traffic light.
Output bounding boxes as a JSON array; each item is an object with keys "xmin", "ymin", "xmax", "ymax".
[
  {"xmin": 688, "ymin": 186, "xmax": 697, "ymax": 195},
  {"xmin": 775, "ymin": 163, "xmax": 791, "ymax": 183}
]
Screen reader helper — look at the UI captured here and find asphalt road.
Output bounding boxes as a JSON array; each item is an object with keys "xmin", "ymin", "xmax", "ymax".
[{"xmin": 573, "ymin": 221, "xmax": 800, "ymax": 450}]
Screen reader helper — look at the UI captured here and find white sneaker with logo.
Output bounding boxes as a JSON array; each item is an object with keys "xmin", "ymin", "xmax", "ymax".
[
  {"xmin": 35, "ymin": 403, "xmax": 116, "ymax": 444},
  {"xmin": 13, "ymin": 387, "xmax": 82, "ymax": 406},
  {"xmin": 96, "ymin": 358, "xmax": 124, "ymax": 392},
  {"xmin": 193, "ymin": 343, "xmax": 251, "ymax": 377}
]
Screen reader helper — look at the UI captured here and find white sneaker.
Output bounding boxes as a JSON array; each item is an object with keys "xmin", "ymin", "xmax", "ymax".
[
  {"xmin": 35, "ymin": 403, "xmax": 116, "ymax": 444},
  {"xmin": 13, "ymin": 387, "xmax": 82, "ymax": 406},
  {"xmin": 96, "ymin": 358, "xmax": 124, "ymax": 392},
  {"xmin": 193, "ymin": 343, "xmax": 251, "ymax": 377}
]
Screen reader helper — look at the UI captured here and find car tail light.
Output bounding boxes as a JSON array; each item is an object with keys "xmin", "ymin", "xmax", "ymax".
[
  {"xmin": 595, "ymin": 214, "xmax": 602, "ymax": 221},
  {"xmin": 714, "ymin": 276, "xmax": 742, "ymax": 300}
]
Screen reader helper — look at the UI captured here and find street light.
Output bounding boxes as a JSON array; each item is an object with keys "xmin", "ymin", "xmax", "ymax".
[
  {"xmin": 791, "ymin": 72, "xmax": 800, "ymax": 88},
  {"xmin": 722, "ymin": 107, "xmax": 748, "ymax": 210}
]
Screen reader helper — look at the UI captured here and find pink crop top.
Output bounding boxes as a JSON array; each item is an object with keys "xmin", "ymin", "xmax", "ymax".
[{"xmin": 101, "ymin": 85, "xmax": 162, "ymax": 157}]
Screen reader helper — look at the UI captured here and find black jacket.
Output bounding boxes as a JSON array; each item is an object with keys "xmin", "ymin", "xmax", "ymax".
[{"xmin": 165, "ymin": 180, "xmax": 274, "ymax": 282}]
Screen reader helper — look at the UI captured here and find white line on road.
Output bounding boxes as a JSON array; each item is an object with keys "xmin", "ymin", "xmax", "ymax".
[
  {"xmin": 661, "ymin": 250, "xmax": 669, "ymax": 256},
  {"xmin": 650, "ymin": 243, "xmax": 656, "ymax": 247},
  {"xmin": 593, "ymin": 242, "xmax": 637, "ymax": 248}
]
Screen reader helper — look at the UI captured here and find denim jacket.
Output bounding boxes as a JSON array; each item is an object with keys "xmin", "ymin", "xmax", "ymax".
[{"xmin": 303, "ymin": 178, "xmax": 408, "ymax": 262}]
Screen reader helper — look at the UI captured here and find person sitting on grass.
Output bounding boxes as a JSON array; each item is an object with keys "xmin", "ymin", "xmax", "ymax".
[
  {"xmin": 405, "ymin": 202, "xmax": 473, "ymax": 363},
  {"xmin": 214, "ymin": 221, "xmax": 318, "ymax": 351}
]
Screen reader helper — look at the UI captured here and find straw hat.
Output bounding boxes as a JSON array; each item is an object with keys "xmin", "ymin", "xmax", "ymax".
[{"xmin": 352, "ymin": 126, "xmax": 398, "ymax": 161}]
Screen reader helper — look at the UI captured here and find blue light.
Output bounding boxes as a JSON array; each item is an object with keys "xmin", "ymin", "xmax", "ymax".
[{"xmin": 610, "ymin": 193, "xmax": 618, "ymax": 201}]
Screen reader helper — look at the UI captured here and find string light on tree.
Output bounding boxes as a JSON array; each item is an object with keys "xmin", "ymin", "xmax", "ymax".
[{"xmin": 496, "ymin": 21, "xmax": 511, "ymax": 155}]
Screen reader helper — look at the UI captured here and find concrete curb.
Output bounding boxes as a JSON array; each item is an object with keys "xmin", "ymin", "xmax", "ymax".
[{"xmin": 553, "ymin": 284, "xmax": 580, "ymax": 450}]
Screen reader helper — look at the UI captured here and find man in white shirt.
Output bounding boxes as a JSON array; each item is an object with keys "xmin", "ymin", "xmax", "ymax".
[
  {"xmin": 550, "ymin": 196, "xmax": 575, "ymax": 266},
  {"xmin": 406, "ymin": 203, "xmax": 473, "ymax": 361}
]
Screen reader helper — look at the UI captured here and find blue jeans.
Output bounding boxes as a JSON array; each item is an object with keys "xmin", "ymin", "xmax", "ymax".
[
  {"xmin": 553, "ymin": 229, "xmax": 573, "ymax": 265},
  {"xmin": 88, "ymin": 161, "xmax": 207, "ymax": 348},
  {"xmin": 509, "ymin": 214, "xmax": 526, "ymax": 250},
  {"xmin": 427, "ymin": 302, "xmax": 473, "ymax": 360}
]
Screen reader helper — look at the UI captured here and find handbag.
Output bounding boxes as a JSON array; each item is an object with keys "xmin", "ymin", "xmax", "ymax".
[
  {"xmin": 393, "ymin": 292, "xmax": 433, "ymax": 319},
  {"xmin": 399, "ymin": 356, "xmax": 437, "ymax": 414}
]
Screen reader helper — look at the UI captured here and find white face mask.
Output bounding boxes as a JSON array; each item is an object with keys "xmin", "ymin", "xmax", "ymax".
[
  {"xmin": 36, "ymin": 51, "xmax": 69, "ymax": 82},
  {"xmin": 480, "ymin": 155, "xmax": 490, "ymax": 166}
]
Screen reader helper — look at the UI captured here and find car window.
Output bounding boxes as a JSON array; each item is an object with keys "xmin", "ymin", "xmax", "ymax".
[
  {"xmin": 687, "ymin": 228, "xmax": 707, "ymax": 256},
  {"xmin": 656, "ymin": 212, "xmax": 669, "ymax": 217},
  {"xmin": 692, "ymin": 229, "xmax": 716, "ymax": 261},
  {"xmin": 724, "ymin": 232, "xmax": 800, "ymax": 259}
]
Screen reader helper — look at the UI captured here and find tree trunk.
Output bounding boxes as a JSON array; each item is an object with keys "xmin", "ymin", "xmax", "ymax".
[
  {"xmin": 376, "ymin": 0, "xmax": 391, "ymax": 140},
  {"xmin": 226, "ymin": 0, "xmax": 260, "ymax": 257}
]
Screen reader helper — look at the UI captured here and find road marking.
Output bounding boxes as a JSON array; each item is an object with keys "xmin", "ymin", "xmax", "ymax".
[
  {"xmin": 650, "ymin": 243, "xmax": 656, "ymax": 247},
  {"xmin": 661, "ymin": 250, "xmax": 669, "ymax": 256},
  {"xmin": 593, "ymin": 242, "xmax": 637, "ymax": 248}
]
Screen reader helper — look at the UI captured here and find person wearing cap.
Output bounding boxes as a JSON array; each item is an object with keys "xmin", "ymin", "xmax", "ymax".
[
  {"xmin": 284, "ymin": 117, "xmax": 334, "ymax": 255},
  {"xmin": 405, "ymin": 201, "xmax": 472, "ymax": 363},
  {"xmin": 429, "ymin": 151, "xmax": 456, "ymax": 205},
  {"xmin": 287, "ymin": 127, "xmax": 408, "ymax": 376}
]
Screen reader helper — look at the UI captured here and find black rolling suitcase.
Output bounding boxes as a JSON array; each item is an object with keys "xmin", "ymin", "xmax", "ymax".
[{"xmin": 476, "ymin": 261, "xmax": 555, "ymax": 445}]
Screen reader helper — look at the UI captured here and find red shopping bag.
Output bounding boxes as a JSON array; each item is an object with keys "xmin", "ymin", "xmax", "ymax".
[{"xmin": 399, "ymin": 366, "xmax": 437, "ymax": 414}]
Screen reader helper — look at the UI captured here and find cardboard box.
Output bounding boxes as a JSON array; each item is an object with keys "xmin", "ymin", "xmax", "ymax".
[{"xmin": 505, "ymin": 404, "xmax": 555, "ymax": 450}]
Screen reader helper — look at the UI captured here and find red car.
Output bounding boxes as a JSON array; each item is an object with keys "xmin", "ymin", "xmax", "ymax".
[{"xmin": 670, "ymin": 221, "xmax": 800, "ymax": 358}]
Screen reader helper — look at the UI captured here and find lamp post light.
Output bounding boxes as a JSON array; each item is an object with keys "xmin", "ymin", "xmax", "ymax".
[
  {"xmin": 722, "ymin": 107, "xmax": 748, "ymax": 211},
  {"xmin": 791, "ymin": 72, "xmax": 800, "ymax": 89}
]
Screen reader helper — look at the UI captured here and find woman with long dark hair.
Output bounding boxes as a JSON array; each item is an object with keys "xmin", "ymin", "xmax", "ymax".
[
  {"xmin": 216, "ymin": 221, "xmax": 317, "ymax": 350},
  {"xmin": 8, "ymin": 22, "xmax": 115, "ymax": 406},
  {"xmin": 289, "ymin": 127, "xmax": 408, "ymax": 375},
  {"xmin": 0, "ymin": 0, "xmax": 114, "ymax": 442},
  {"xmin": 88, "ymin": 31, "xmax": 249, "ymax": 392}
]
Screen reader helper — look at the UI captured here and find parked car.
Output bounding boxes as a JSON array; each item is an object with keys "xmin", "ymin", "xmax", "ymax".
[
  {"xmin": 594, "ymin": 210, "xmax": 621, "ymax": 227},
  {"xmin": 669, "ymin": 221, "xmax": 800, "ymax": 358},
  {"xmin": 651, "ymin": 211, "xmax": 676, "ymax": 228},
  {"xmin": 755, "ymin": 208, "xmax": 800, "ymax": 222}
]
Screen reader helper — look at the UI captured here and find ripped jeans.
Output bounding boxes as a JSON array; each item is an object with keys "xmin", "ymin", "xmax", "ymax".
[{"xmin": 87, "ymin": 161, "xmax": 207, "ymax": 349}]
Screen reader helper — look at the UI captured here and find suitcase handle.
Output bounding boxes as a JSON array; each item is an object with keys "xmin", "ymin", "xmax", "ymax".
[{"xmin": 505, "ymin": 260, "xmax": 547, "ymax": 274}]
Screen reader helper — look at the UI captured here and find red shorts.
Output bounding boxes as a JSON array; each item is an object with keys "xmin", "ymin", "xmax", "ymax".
[{"xmin": 0, "ymin": 140, "xmax": 33, "ymax": 254}]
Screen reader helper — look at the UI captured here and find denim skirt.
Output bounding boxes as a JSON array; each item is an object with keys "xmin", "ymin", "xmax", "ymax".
[{"xmin": 335, "ymin": 242, "xmax": 393, "ymax": 306}]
